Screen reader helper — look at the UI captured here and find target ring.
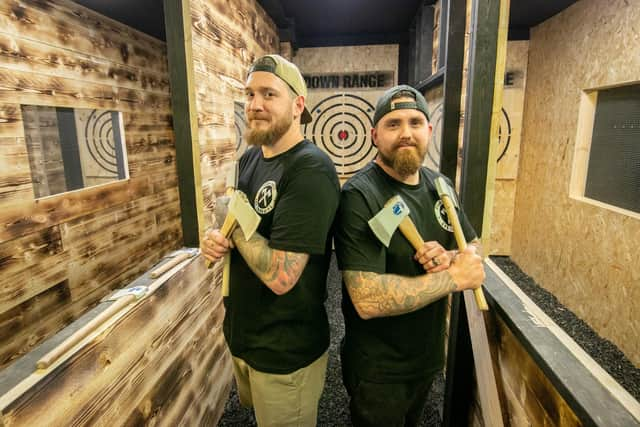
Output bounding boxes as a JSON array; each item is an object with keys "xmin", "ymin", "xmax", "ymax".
[
  {"xmin": 497, "ymin": 107, "xmax": 512, "ymax": 162},
  {"xmin": 304, "ymin": 94, "xmax": 375, "ymax": 177},
  {"xmin": 84, "ymin": 110, "xmax": 118, "ymax": 174},
  {"xmin": 234, "ymin": 101, "xmax": 248, "ymax": 155},
  {"xmin": 425, "ymin": 102, "xmax": 443, "ymax": 170}
]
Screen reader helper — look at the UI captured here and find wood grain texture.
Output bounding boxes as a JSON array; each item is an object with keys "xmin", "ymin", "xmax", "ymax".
[
  {"xmin": 1, "ymin": 256, "xmax": 233, "ymax": 427},
  {"xmin": 0, "ymin": 0, "xmax": 181, "ymax": 369}
]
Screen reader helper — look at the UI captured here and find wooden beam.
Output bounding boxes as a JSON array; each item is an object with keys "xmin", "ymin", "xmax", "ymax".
[
  {"xmin": 459, "ymin": 0, "xmax": 507, "ymax": 236},
  {"xmin": 163, "ymin": 0, "xmax": 204, "ymax": 247},
  {"xmin": 414, "ymin": 2, "xmax": 435, "ymax": 83},
  {"xmin": 439, "ymin": 0, "xmax": 466, "ymax": 181}
]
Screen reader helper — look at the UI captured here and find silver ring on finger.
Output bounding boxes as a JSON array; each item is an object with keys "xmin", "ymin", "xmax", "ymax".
[{"xmin": 431, "ymin": 256, "xmax": 440, "ymax": 267}]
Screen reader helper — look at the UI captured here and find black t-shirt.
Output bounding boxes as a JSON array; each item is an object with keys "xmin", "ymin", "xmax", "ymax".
[
  {"xmin": 223, "ymin": 140, "xmax": 340, "ymax": 374},
  {"xmin": 334, "ymin": 162, "xmax": 477, "ymax": 382}
]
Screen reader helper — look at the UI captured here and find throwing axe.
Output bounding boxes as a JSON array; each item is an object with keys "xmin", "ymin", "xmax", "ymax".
[
  {"xmin": 434, "ymin": 177, "xmax": 488, "ymax": 311},
  {"xmin": 368, "ymin": 195, "xmax": 431, "ymax": 251}
]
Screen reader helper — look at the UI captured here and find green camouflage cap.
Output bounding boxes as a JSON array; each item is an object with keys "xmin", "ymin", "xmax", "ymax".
[
  {"xmin": 248, "ymin": 54, "xmax": 312, "ymax": 124},
  {"xmin": 373, "ymin": 84, "xmax": 430, "ymax": 126}
]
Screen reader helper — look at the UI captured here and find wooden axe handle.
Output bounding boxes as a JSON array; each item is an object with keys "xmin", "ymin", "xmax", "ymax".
[
  {"xmin": 439, "ymin": 195, "xmax": 489, "ymax": 311},
  {"xmin": 36, "ymin": 294, "xmax": 136, "ymax": 370},
  {"xmin": 205, "ymin": 212, "xmax": 237, "ymax": 270},
  {"xmin": 150, "ymin": 253, "xmax": 190, "ymax": 278}
]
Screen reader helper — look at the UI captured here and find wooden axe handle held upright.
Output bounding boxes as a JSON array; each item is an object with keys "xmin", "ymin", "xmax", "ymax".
[
  {"xmin": 438, "ymin": 195, "xmax": 489, "ymax": 311},
  {"xmin": 396, "ymin": 211, "xmax": 488, "ymax": 311}
]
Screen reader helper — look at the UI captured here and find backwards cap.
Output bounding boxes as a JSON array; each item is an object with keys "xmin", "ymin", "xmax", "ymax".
[
  {"xmin": 248, "ymin": 54, "xmax": 312, "ymax": 124},
  {"xmin": 373, "ymin": 84, "xmax": 430, "ymax": 126}
]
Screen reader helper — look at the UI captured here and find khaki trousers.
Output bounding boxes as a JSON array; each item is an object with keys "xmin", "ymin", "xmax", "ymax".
[{"xmin": 232, "ymin": 351, "xmax": 329, "ymax": 427}]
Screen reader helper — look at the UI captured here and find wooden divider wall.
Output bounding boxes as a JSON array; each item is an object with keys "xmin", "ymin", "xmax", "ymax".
[
  {"xmin": 0, "ymin": 0, "xmax": 181, "ymax": 368},
  {"xmin": 190, "ymin": 0, "xmax": 279, "ymax": 226}
]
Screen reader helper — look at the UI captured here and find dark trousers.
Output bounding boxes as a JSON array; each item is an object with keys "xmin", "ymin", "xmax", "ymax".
[{"xmin": 342, "ymin": 365, "xmax": 435, "ymax": 427}]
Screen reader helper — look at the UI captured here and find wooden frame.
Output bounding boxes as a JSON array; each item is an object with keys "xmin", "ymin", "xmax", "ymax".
[{"xmin": 163, "ymin": 0, "xmax": 205, "ymax": 247}]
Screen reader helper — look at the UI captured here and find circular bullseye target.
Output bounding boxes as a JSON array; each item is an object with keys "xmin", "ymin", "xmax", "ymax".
[
  {"xmin": 424, "ymin": 102, "xmax": 443, "ymax": 171},
  {"xmin": 497, "ymin": 107, "xmax": 511, "ymax": 162},
  {"xmin": 84, "ymin": 110, "xmax": 117, "ymax": 174},
  {"xmin": 234, "ymin": 101, "xmax": 247, "ymax": 156},
  {"xmin": 304, "ymin": 94, "xmax": 375, "ymax": 178}
]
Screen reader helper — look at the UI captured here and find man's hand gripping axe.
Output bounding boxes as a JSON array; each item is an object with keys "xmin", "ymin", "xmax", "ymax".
[
  {"xmin": 434, "ymin": 177, "xmax": 488, "ymax": 311},
  {"xmin": 206, "ymin": 162, "xmax": 261, "ymax": 297}
]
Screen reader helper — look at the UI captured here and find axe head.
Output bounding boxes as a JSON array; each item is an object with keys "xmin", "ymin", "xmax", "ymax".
[
  {"xmin": 435, "ymin": 177, "xmax": 458, "ymax": 209},
  {"xmin": 368, "ymin": 195, "xmax": 410, "ymax": 247},
  {"xmin": 228, "ymin": 190, "xmax": 261, "ymax": 239}
]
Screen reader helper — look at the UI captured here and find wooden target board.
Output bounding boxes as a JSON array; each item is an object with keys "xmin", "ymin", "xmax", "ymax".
[{"xmin": 304, "ymin": 93, "xmax": 377, "ymax": 179}]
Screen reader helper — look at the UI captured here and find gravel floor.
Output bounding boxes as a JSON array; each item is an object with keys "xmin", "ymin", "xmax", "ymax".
[{"xmin": 218, "ymin": 254, "xmax": 640, "ymax": 426}]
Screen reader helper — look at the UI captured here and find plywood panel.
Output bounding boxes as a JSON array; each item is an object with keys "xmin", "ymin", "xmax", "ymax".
[
  {"xmin": 294, "ymin": 45, "xmax": 398, "ymax": 185},
  {"xmin": 511, "ymin": 0, "xmax": 640, "ymax": 365},
  {"xmin": 494, "ymin": 316, "xmax": 581, "ymax": 427}
]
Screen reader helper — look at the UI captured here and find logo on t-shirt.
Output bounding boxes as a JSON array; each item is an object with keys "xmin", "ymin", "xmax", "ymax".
[
  {"xmin": 255, "ymin": 180, "xmax": 277, "ymax": 214},
  {"xmin": 434, "ymin": 200, "xmax": 453, "ymax": 232}
]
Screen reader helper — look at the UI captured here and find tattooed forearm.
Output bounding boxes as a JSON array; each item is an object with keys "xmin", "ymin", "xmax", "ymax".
[
  {"xmin": 232, "ymin": 228, "xmax": 309, "ymax": 295},
  {"xmin": 343, "ymin": 270, "xmax": 458, "ymax": 319}
]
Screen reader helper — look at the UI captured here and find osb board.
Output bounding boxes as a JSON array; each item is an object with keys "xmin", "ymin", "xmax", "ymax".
[
  {"xmin": 510, "ymin": 0, "xmax": 640, "ymax": 365},
  {"xmin": 488, "ymin": 180, "xmax": 516, "ymax": 255},
  {"xmin": 189, "ymin": 0, "xmax": 278, "ymax": 230},
  {"xmin": 488, "ymin": 41, "xmax": 528, "ymax": 256},
  {"xmin": 294, "ymin": 45, "xmax": 398, "ymax": 184},
  {"xmin": 0, "ymin": 256, "xmax": 233, "ymax": 427},
  {"xmin": 492, "ymin": 315, "xmax": 581, "ymax": 427},
  {"xmin": 0, "ymin": 0, "xmax": 181, "ymax": 368}
]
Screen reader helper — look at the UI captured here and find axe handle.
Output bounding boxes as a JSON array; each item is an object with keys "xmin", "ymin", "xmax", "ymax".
[
  {"xmin": 36, "ymin": 294, "xmax": 136, "ymax": 370},
  {"xmin": 150, "ymin": 253, "xmax": 190, "ymax": 278},
  {"xmin": 439, "ymin": 195, "xmax": 489, "ymax": 311},
  {"xmin": 398, "ymin": 216, "xmax": 424, "ymax": 251},
  {"xmin": 205, "ymin": 212, "xmax": 237, "ymax": 269}
]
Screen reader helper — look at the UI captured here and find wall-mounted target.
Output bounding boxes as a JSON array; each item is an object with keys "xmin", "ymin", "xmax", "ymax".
[
  {"xmin": 83, "ymin": 109, "xmax": 118, "ymax": 175},
  {"xmin": 234, "ymin": 101, "xmax": 248, "ymax": 156},
  {"xmin": 304, "ymin": 93, "xmax": 376, "ymax": 178},
  {"xmin": 424, "ymin": 102, "xmax": 443, "ymax": 171},
  {"xmin": 497, "ymin": 107, "xmax": 512, "ymax": 162}
]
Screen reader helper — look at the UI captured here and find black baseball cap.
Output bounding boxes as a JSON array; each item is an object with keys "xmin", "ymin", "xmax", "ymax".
[{"xmin": 373, "ymin": 85, "xmax": 430, "ymax": 126}]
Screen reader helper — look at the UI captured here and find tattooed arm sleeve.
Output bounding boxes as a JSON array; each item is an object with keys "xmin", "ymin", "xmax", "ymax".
[
  {"xmin": 232, "ymin": 227, "xmax": 309, "ymax": 295},
  {"xmin": 342, "ymin": 270, "xmax": 458, "ymax": 319}
]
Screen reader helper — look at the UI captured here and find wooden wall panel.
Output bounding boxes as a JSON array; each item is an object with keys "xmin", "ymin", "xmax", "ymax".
[
  {"xmin": 0, "ymin": 257, "xmax": 233, "ymax": 427},
  {"xmin": 0, "ymin": 0, "xmax": 181, "ymax": 369},
  {"xmin": 190, "ymin": 0, "xmax": 279, "ymax": 231},
  {"xmin": 294, "ymin": 45, "xmax": 399, "ymax": 184},
  {"xmin": 511, "ymin": 0, "xmax": 640, "ymax": 365},
  {"xmin": 493, "ymin": 316, "xmax": 581, "ymax": 427}
]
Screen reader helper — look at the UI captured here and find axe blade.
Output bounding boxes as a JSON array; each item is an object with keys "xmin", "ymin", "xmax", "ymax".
[
  {"xmin": 228, "ymin": 190, "xmax": 261, "ymax": 239},
  {"xmin": 368, "ymin": 195, "xmax": 410, "ymax": 247},
  {"xmin": 435, "ymin": 177, "xmax": 458, "ymax": 209}
]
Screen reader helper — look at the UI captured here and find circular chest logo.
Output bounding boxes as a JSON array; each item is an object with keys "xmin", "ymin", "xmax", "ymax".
[
  {"xmin": 434, "ymin": 200, "xmax": 453, "ymax": 232},
  {"xmin": 254, "ymin": 180, "xmax": 277, "ymax": 214}
]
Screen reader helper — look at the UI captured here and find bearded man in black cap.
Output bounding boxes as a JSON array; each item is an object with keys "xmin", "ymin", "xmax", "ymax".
[
  {"xmin": 201, "ymin": 54, "xmax": 339, "ymax": 427},
  {"xmin": 334, "ymin": 85, "xmax": 485, "ymax": 427}
]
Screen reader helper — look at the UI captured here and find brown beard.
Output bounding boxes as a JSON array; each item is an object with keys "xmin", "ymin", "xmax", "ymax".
[
  {"xmin": 377, "ymin": 144, "xmax": 426, "ymax": 178},
  {"xmin": 245, "ymin": 112, "xmax": 292, "ymax": 147}
]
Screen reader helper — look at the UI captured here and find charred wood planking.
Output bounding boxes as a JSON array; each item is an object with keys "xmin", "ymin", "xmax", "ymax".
[
  {"xmin": 0, "ymin": 33, "xmax": 170, "ymax": 95},
  {"xmin": 1, "ymin": 259, "xmax": 230, "ymax": 426},
  {"xmin": 0, "ymin": 68, "xmax": 171, "ymax": 112},
  {"xmin": 0, "ymin": 0, "xmax": 167, "ymax": 72}
]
